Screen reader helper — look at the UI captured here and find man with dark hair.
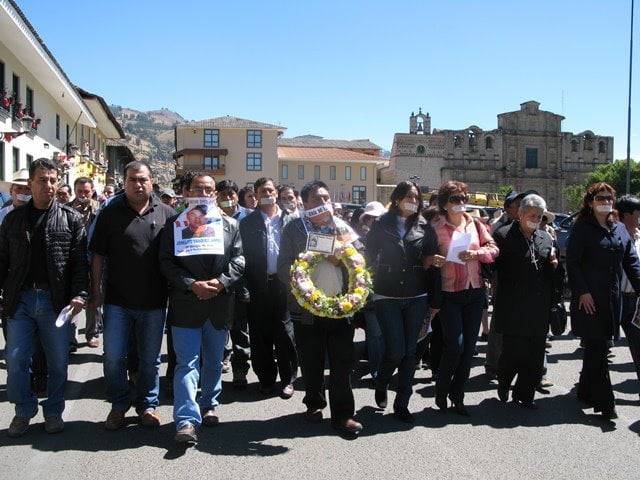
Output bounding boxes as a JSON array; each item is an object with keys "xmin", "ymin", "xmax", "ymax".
[
  {"xmin": 239, "ymin": 177, "xmax": 298, "ymax": 398},
  {"xmin": 278, "ymin": 180, "xmax": 363, "ymax": 436},
  {"xmin": 278, "ymin": 184, "xmax": 299, "ymax": 214},
  {"xmin": 160, "ymin": 173, "xmax": 244, "ymax": 443},
  {"xmin": 68, "ymin": 176, "xmax": 101, "ymax": 348},
  {"xmin": 55, "ymin": 184, "xmax": 72, "ymax": 204},
  {"xmin": 90, "ymin": 160, "xmax": 175, "ymax": 430},
  {"xmin": 182, "ymin": 205, "xmax": 215, "ymax": 239},
  {"xmin": 1, "ymin": 158, "xmax": 88, "ymax": 437},
  {"xmin": 102, "ymin": 184, "xmax": 116, "ymax": 200},
  {"xmin": 616, "ymin": 194, "xmax": 640, "ymax": 399}
]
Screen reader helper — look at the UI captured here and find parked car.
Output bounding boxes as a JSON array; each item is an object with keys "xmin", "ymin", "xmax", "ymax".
[{"xmin": 556, "ymin": 212, "xmax": 578, "ymax": 262}]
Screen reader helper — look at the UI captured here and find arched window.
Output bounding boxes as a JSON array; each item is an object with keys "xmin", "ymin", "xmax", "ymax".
[
  {"xmin": 485, "ymin": 136, "xmax": 493, "ymax": 149},
  {"xmin": 598, "ymin": 141, "xmax": 606, "ymax": 154},
  {"xmin": 583, "ymin": 134, "xmax": 593, "ymax": 151},
  {"xmin": 468, "ymin": 131, "xmax": 476, "ymax": 146},
  {"xmin": 416, "ymin": 145, "xmax": 425, "ymax": 154},
  {"xmin": 454, "ymin": 135, "xmax": 462, "ymax": 148},
  {"xmin": 571, "ymin": 140, "xmax": 578, "ymax": 153}
]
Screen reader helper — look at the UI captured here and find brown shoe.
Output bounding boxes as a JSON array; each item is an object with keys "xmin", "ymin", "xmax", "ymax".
[
  {"xmin": 202, "ymin": 409, "xmax": 219, "ymax": 427},
  {"xmin": 304, "ymin": 408, "xmax": 323, "ymax": 423},
  {"xmin": 175, "ymin": 423, "xmax": 198, "ymax": 443},
  {"xmin": 281, "ymin": 384, "xmax": 295, "ymax": 399},
  {"xmin": 86, "ymin": 337, "xmax": 100, "ymax": 348},
  {"xmin": 7, "ymin": 415, "xmax": 35, "ymax": 438},
  {"xmin": 105, "ymin": 409, "xmax": 127, "ymax": 431},
  {"xmin": 140, "ymin": 409, "xmax": 161, "ymax": 428},
  {"xmin": 331, "ymin": 418, "xmax": 363, "ymax": 436}
]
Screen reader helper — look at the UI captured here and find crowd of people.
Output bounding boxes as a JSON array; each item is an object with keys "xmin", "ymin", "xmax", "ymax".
[{"xmin": 1, "ymin": 157, "xmax": 639, "ymax": 443}]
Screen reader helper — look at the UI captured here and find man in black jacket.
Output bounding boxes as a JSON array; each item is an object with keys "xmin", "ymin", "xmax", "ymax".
[
  {"xmin": 0, "ymin": 158, "xmax": 88, "ymax": 437},
  {"xmin": 159, "ymin": 173, "xmax": 244, "ymax": 443},
  {"xmin": 239, "ymin": 177, "xmax": 298, "ymax": 399}
]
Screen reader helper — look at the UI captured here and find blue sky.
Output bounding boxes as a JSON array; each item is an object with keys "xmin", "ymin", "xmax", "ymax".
[{"xmin": 15, "ymin": 0, "xmax": 640, "ymax": 159}]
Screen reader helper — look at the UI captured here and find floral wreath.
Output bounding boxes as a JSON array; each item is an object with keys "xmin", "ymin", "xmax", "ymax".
[{"xmin": 290, "ymin": 242, "xmax": 372, "ymax": 318}]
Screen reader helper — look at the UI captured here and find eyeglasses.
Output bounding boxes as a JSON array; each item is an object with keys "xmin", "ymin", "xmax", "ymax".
[
  {"xmin": 189, "ymin": 188, "xmax": 215, "ymax": 195},
  {"xmin": 448, "ymin": 194, "xmax": 469, "ymax": 204},
  {"xmin": 594, "ymin": 194, "xmax": 614, "ymax": 202}
]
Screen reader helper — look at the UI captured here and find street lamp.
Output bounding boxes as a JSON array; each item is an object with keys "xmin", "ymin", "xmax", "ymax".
[{"xmin": 0, "ymin": 115, "xmax": 35, "ymax": 142}]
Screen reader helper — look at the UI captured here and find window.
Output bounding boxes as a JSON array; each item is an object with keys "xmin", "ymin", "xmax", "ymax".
[
  {"xmin": 246, "ymin": 152, "xmax": 262, "ymax": 171},
  {"xmin": 468, "ymin": 131, "xmax": 476, "ymax": 146},
  {"xmin": 599, "ymin": 141, "xmax": 606, "ymax": 154},
  {"xmin": 25, "ymin": 86, "xmax": 33, "ymax": 114},
  {"xmin": 247, "ymin": 130, "xmax": 262, "ymax": 148},
  {"xmin": 12, "ymin": 147, "xmax": 19, "ymax": 171},
  {"xmin": 26, "ymin": 154, "xmax": 33, "ymax": 167},
  {"xmin": 298, "ymin": 165, "xmax": 305, "ymax": 180},
  {"xmin": 584, "ymin": 135, "xmax": 593, "ymax": 151},
  {"xmin": 352, "ymin": 186, "xmax": 366, "ymax": 204},
  {"xmin": 12, "ymin": 74, "xmax": 19, "ymax": 103},
  {"xmin": 0, "ymin": 61, "xmax": 4, "ymax": 93},
  {"xmin": 360, "ymin": 166, "xmax": 367, "ymax": 181},
  {"xmin": 485, "ymin": 137, "xmax": 493, "ymax": 149},
  {"xmin": 204, "ymin": 156, "xmax": 220, "ymax": 170},
  {"xmin": 330, "ymin": 165, "xmax": 336, "ymax": 180},
  {"xmin": 525, "ymin": 148, "xmax": 538, "ymax": 168},
  {"xmin": 281, "ymin": 164, "xmax": 288, "ymax": 179},
  {"xmin": 0, "ymin": 142, "xmax": 4, "ymax": 180},
  {"xmin": 571, "ymin": 139, "xmax": 578, "ymax": 153},
  {"xmin": 345, "ymin": 166, "xmax": 351, "ymax": 180},
  {"xmin": 204, "ymin": 129, "xmax": 219, "ymax": 147},
  {"xmin": 454, "ymin": 135, "xmax": 462, "ymax": 147},
  {"xmin": 55, "ymin": 114, "xmax": 60, "ymax": 140},
  {"xmin": 416, "ymin": 145, "xmax": 425, "ymax": 154},
  {"xmin": 314, "ymin": 165, "xmax": 321, "ymax": 180}
]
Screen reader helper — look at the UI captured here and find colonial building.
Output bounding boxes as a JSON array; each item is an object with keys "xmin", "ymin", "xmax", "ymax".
[
  {"xmin": 0, "ymin": 0, "xmax": 125, "ymax": 188},
  {"xmin": 381, "ymin": 102, "xmax": 613, "ymax": 211},
  {"xmin": 173, "ymin": 116, "xmax": 285, "ymax": 187},
  {"xmin": 277, "ymin": 135, "xmax": 382, "ymax": 204}
]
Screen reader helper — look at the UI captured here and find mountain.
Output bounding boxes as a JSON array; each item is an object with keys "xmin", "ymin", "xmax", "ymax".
[{"xmin": 109, "ymin": 106, "xmax": 185, "ymax": 186}]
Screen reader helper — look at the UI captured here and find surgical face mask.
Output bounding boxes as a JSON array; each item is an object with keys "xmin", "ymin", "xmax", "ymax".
[
  {"xmin": 526, "ymin": 220, "xmax": 540, "ymax": 230},
  {"xmin": 77, "ymin": 196, "xmax": 90, "ymax": 204},
  {"xmin": 402, "ymin": 202, "xmax": 418, "ymax": 213},
  {"xmin": 595, "ymin": 205, "xmax": 613, "ymax": 214},
  {"xmin": 16, "ymin": 194, "xmax": 32, "ymax": 202},
  {"xmin": 259, "ymin": 197, "xmax": 276, "ymax": 206},
  {"xmin": 219, "ymin": 200, "xmax": 236, "ymax": 208},
  {"xmin": 452, "ymin": 204, "xmax": 467, "ymax": 213},
  {"xmin": 283, "ymin": 202, "xmax": 297, "ymax": 211},
  {"xmin": 304, "ymin": 203, "xmax": 333, "ymax": 218}
]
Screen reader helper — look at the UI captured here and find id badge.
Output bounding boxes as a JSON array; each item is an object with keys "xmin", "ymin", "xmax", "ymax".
[{"xmin": 306, "ymin": 233, "xmax": 336, "ymax": 254}]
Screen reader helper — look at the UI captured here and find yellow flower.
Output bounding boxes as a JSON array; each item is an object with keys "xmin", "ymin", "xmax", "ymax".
[
  {"xmin": 340, "ymin": 301, "xmax": 353, "ymax": 312},
  {"xmin": 298, "ymin": 261, "xmax": 309, "ymax": 269},
  {"xmin": 310, "ymin": 291, "xmax": 320, "ymax": 301},
  {"xmin": 344, "ymin": 247, "xmax": 357, "ymax": 257},
  {"xmin": 354, "ymin": 287, "xmax": 365, "ymax": 296},
  {"xmin": 354, "ymin": 266, "xmax": 364, "ymax": 275}
]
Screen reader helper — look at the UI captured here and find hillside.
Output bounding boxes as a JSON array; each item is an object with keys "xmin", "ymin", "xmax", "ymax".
[{"xmin": 109, "ymin": 106, "xmax": 184, "ymax": 186}]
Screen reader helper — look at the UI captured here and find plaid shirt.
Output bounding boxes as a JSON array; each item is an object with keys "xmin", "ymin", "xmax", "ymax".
[{"xmin": 432, "ymin": 214, "xmax": 499, "ymax": 292}]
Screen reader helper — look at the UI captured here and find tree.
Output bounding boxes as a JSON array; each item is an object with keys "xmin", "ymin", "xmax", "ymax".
[
  {"xmin": 585, "ymin": 159, "xmax": 640, "ymax": 195},
  {"xmin": 498, "ymin": 185, "xmax": 514, "ymax": 196},
  {"xmin": 562, "ymin": 184, "xmax": 585, "ymax": 213}
]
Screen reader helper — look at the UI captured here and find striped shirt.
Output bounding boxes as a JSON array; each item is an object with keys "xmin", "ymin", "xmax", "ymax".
[{"xmin": 432, "ymin": 214, "xmax": 499, "ymax": 292}]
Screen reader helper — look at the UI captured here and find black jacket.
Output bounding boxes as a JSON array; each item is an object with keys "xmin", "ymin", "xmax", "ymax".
[
  {"xmin": 239, "ymin": 207, "xmax": 298, "ymax": 295},
  {"xmin": 365, "ymin": 212, "xmax": 438, "ymax": 298},
  {"xmin": 0, "ymin": 200, "xmax": 88, "ymax": 317},
  {"xmin": 567, "ymin": 214, "xmax": 640, "ymax": 340},
  {"xmin": 493, "ymin": 221, "xmax": 559, "ymax": 337},
  {"xmin": 159, "ymin": 214, "xmax": 244, "ymax": 330}
]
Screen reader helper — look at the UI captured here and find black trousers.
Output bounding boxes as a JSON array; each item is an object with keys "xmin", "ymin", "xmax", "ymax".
[
  {"xmin": 247, "ymin": 279, "xmax": 297, "ymax": 387},
  {"xmin": 224, "ymin": 297, "xmax": 251, "ymax": 374},
  {"xmin": 293, "ymin": 317, "xmax": 355, "ymax": 420},
  {"xmin": 578, "ymin": 337, "xmax": 615, "ymax": 412},
  {"xmin": 497, "ymin": 334, "xmax": 545, "ymax": 404}
]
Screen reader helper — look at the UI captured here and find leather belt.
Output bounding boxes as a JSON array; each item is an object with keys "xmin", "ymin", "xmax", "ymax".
[{"xmin": 23, "ymin": 281, "xmax": 50, "ymax": 291}]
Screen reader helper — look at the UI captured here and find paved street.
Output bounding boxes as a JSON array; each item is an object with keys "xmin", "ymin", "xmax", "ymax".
[{"xmin": 0, "ymin": 316, "xmax": 639, "ymax": 480}]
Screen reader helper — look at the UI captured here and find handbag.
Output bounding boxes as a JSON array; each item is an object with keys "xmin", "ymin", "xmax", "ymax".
[{"xmin": 549, "ymin": 302, "xmax": 567, "ymax": 336}]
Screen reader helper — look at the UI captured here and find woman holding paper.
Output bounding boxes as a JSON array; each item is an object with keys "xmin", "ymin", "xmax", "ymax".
[
  {"xmin": 365, "ymin": 181, "xmax": 438, "ymax": 423},
  {"xmin": 566, "ymin": 182, "xmax": 640, "ymax": 420},
  {"xmin": 429, "ymin": 181, "xmax": 499, "ymax": 416}
]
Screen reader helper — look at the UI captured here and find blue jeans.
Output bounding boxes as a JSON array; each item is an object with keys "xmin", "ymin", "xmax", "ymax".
[
  {"xmin": 103, "ymin": 304, "xmax": 165, "ymax": 412},
  {"xmin": 172, "ymin": 321, "xmax": 227, "ymax": 429},
  {"xmin": 374, "ymin": 296, "xmax": 428, "ymax": 408},
  {"xmin": 364, "ymin": 309, "xmax": 385, "ymax": 378},
  {"xmin": 436, "ymin": 288, "xmax": 484, "ymax": 404},
  {"xmin": 6, "ymin": 289, "xmax": 70, "ymax": 417},
  {"xmin": 621, "ymin": 293, "xmax": 640, "ymax": 387}
]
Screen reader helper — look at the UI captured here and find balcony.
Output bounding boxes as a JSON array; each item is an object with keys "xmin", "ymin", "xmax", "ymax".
[{"xmin": 176, "ymin": 166, "xmax": 226, "ymax": 177}]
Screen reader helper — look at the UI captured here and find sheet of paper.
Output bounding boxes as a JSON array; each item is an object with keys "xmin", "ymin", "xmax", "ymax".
[
  {"xmin": 173, "ymin": 197, "xmax": 224, "ymax": 256},
  {"xmin": 445, "ymin": 231, "xmax": 472, "ymax": 265}
]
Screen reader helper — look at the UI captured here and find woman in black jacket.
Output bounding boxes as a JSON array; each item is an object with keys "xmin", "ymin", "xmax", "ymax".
[
  {"xmin": 567, "ymin": 182, "xmax": 640, "ymax": 420},
  {"xmin": 365, "ymin": 181, "xmax": 438, "ymax": 423}
]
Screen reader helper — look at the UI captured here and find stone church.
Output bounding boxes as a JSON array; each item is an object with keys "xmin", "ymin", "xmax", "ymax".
[{"xmin": 380, "ymin": 101, "xmax": 613, "ymax": 211}]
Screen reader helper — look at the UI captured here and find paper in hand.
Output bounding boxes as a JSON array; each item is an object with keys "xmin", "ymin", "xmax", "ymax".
[
  {"xmin": 445, "ymin": 231, "xmax": 472, "ymax": 265},
  {"xmin": 55, "ymin": 305, "xmax": 79, "ymax": 328}
]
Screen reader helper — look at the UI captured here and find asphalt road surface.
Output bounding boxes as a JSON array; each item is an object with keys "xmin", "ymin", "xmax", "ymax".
[{"xmin": 1, "ymin": 314, "xmax": 639, "ymax": 480}]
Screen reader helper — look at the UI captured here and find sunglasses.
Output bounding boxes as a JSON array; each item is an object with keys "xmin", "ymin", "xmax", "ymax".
[
  {"xmin": 448, "ymin": 195, "xmax": 469, "ymax": 204},
  {"xmin": 594, "ymin": 194, "xmax": 614, "ymax": 202}
]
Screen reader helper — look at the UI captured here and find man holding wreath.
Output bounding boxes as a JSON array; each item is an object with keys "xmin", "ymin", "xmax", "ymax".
[{"xmin": 277, "ymin": 180, "xmax": 364, "ymax": 437}]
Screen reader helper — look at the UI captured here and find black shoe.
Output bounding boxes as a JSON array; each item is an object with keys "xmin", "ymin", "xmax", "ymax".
[
  {"xmin": 497, "ymin": 386, "xmax": 509, "ymax": 403},
  {"xmin": 375, "ymin": 388, "xmax": 388, "ymax": 409},
  {"xmin": 515, "ymin": 399, "xmax": 539, "ymax": 410},
  {"xmin": 600, "ymin": 408, "xmax": 618, "ymax": 420},
  {"xmin": 393, "ymin": 406, "xmax": 415, "ymax": 423},
  {"xmin": 435, "ymin": 395, "xmax": 448, "ymax": 412},
  {"xmin": 452, "ymin": 401, "xmax": 470, "ymax": 417}
]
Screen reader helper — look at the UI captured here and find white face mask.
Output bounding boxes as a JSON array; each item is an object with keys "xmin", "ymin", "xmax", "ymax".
[
  {"xmin": 77, "ymin": 196, "xmax": 90, "ymax": 204},
  {"xmin": 16, "ymin": 194, "xmax": 32, "ymax": 202},
  {"xmin": 283, "ymin": 203, "xmax": 297, "ymax": 211},
  {"xmin": 402, "ymin": 202, "xmax": 418, "ymax": 213},
  {"xmin": 595, "ymin": 205, "xmax": 613, "ymax": 214},
  {"xmin": 259, "ymin": 197, "xmax": 276, "ymax": 206},
  {"xmin": 219, "ymin": 200, "xmax": 236, "ymax": 208},
  {"xmin": 304, "ymin": 203, "xmax": 333, "ymax": 218},
  {"xmin": 452, "ymin": 204, "xmax": 467, "ymax": 213},
  {"xmin": 526, "ymin": 220, "xmax": 540, "ymax": 230}
]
